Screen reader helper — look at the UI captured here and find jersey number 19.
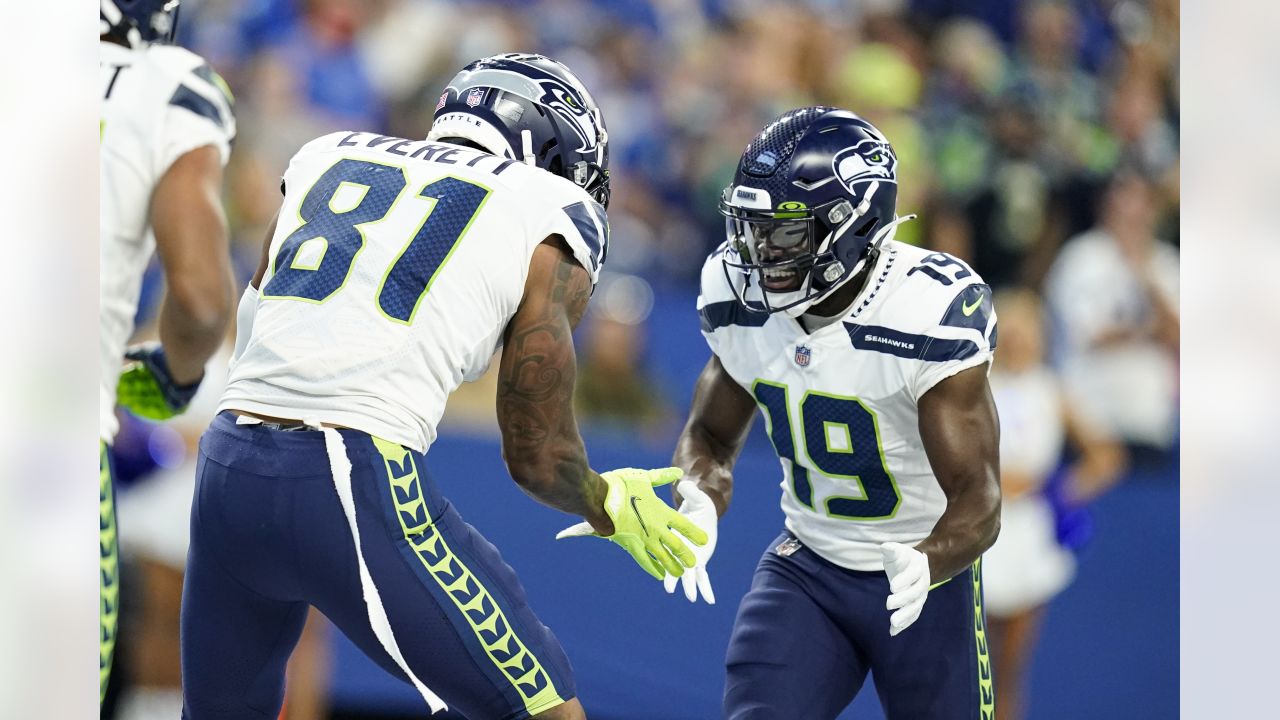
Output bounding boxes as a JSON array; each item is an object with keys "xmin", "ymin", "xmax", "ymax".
[{"xmin": 754, "ymin": 381, "xmax": 902, "ymax": 521}]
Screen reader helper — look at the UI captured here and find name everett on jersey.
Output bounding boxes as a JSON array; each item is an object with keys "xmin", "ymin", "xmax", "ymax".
[{"xmin": 333, "ymin": 131, "xmax": 517, "ymax": 177}]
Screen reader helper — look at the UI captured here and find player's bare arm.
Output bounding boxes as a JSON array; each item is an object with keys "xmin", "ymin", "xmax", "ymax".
[
  {"xmin": 672, "ymin": 355, "xmax": 757, "ymax": 517},
  {"xmin": 914, "ymin": 363, "xmax": 1002, "ymax": 583},
  {"xmin": 150, "ymin": 143, "xmax": 234, "ymax": 384},
  {"xmin": 498, "ymin": 237, "xmax": 614, "ymax": 535}
]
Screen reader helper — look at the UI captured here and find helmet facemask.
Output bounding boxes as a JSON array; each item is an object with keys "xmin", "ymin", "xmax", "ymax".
[
  {"xmin": 720, "ymin": 190, "xmax": 882, "ymax": 316},
  {"xmin": 101, "ymin": 0, "xmax": 180, "ymax": 46}
]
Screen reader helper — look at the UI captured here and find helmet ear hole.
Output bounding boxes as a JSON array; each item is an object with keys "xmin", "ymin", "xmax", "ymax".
[
  {"xmin": 540, "ymin": 138, "xmax": 559, "ymax": 163},
  {"xmin": 854, "ymin": 217, "xmax": 880, "ymax": 237}
]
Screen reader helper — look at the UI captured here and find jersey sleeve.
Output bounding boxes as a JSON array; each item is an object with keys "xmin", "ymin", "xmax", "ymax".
[
  {"xmin": 696, "ymin": 246, "xmax": 734, "ymax": 358},
  {"xmin": 153, "ymin": 53, "xmax": 236, "ymax": 178},
  {"xmin": 525, "ymin": 181, "xmax": 609, "ymax": 286},
  {"xmin": 908, "ymin": 279, "xmax": 997, "ymax": 401}
]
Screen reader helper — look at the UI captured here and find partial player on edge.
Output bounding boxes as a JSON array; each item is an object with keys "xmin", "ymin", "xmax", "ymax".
[{"xmin": 100, "ymin": 0, "xmax": 236, "ymax": 704}]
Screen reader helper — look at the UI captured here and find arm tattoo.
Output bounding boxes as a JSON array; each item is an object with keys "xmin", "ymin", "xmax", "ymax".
[{"xmin": 497, "ymin": 255, "xmax": 594, "ymax": 501}]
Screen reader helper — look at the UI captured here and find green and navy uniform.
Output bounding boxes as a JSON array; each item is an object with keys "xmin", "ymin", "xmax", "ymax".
[
  {"xmin": 700, "ymin": 240, "xmax": 997, "ymax": 719},
  {"xmin": 182, "ymin": 131, "xmax": 605, "ymax": 718}
]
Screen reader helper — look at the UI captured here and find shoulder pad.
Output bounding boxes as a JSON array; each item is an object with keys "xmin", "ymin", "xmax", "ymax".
[
  {"xmin": 558, "ymin": 196, "xmax": 609, "ymax": 277},
  {"xmin": 938, "ymin": 282, "xmax": 994, "ymax": 334},
  {"xmin": 867, "ymin": 243, "xmax": 997, "ymax": 347},
  {"xmin": 698, "ymin": 244, "xmax": 739, "ymax": 305},
  {"xmin": 697, "ymin": 245, "xmax": 768, "ymax": 334},
  {"xmin": 150, "ymin": 46, "xmax": 236, "ymax": 139},
  {"xmin": 518, "ymin": 173, "xmax": 608, "ymax": 284}
]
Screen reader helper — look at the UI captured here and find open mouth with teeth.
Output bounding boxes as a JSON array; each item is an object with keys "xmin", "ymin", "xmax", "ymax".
[
  {"xmin": 760, "ymin": 265, "xmax": 803, "ymax": 292},
  {"xmin": 751, "ymin": 220, "xmax": 811, "ymax": 292}
]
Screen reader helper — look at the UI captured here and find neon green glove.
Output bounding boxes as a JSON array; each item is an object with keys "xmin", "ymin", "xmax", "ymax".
[
  {"xmin": 556, "ymin": 467, "xmax": 710, "ymax": 581},
  {"xmin": 116, "ymin": 343, "xmax": 202, "ymax": 420}
]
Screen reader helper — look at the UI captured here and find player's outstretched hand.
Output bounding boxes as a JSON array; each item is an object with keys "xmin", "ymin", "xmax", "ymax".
[
  {"xmin": 116, "ymin": 343, "xmax": 202, "ymax": 420},
  {"xmin": 881, "ymin": 542, "xmax": 931, "ymax": 637},
  {"xmin": 663, "ymin": 480, "xmax": 718, "ymax": 604},
  {"xmin": 556, "ymin": 467, "xmax": 709, "ymax": 581}
]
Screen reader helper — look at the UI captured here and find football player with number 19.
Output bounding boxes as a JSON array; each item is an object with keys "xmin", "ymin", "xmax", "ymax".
[{"xmin": 666, "ymin": 108, "xmax": 1002, "ymax": 719}]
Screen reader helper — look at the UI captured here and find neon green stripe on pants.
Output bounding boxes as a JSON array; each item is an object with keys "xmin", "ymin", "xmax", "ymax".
[
  {"xmin": 100, "ymin": 441, "xmax": 120, "ymax": 704},
  {"xmin": 973, "ymin": 557, "xmax": 994, "ymax": 718},
  {"xmin": 372, "ymin": 436, "xmax": 566, "ymax": 715}
]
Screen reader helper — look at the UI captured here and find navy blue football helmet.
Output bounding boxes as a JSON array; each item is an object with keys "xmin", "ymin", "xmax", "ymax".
[
  {"xmin": 720, "ymin": 106, "xmax": 912, "ymax": 316},
  {"xmin": 100, "ymin": 0, "xmax": 181, "ymax": 46},
  {"xmin": 427, "ymin": 53, "xmax": 611, "ymax": 208}
]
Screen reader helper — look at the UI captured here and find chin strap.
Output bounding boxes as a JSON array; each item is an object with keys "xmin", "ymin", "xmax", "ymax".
[
  {"xmin": 871, "ymin": 213, "xmax": 918, "ymax": 246},
  {"xmin": 593, "ymin": 108, "xmax": 608, "ymax": 164},
  {"xmin": 521, "ymin": 129, "xmax": 535, "ymax": 165}
]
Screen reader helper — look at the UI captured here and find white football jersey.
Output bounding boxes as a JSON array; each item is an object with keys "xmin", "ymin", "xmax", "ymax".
[
  {"xmin": 700, "ymin": 240, "xmax": 996, "ymax": 570},
  {"xmin": 220, "ymin": 131, "xmax": 608, "ymax": 452},
  {"xmin": 100, "ymin": 40, "xmax": 236, "ymax": 442}
]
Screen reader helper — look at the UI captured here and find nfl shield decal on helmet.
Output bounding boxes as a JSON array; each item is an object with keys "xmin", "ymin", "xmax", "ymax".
[
  {"xmin": 435, "ymin": 92, "xmax": 448, "ymax": 112},
  {"xmin": 795, "ymin": 345, "xmax": 812, "ymax": 367},
  {"xmin": 466, "ymin": 88, "xmax": 485, "ymax": 107}
]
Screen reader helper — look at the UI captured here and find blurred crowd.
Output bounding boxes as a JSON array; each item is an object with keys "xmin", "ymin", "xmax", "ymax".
[{"xmin": 165, "ymin": 0, "xmax": 1179, "ymax": 449}]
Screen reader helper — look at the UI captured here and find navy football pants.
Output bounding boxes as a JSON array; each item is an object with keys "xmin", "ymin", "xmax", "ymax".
[
  {"xmin": 724, "ymin": 532, "xmax": 994, "ymax": 720},
  {"xmin": 181, "ymin": 412, "xmax": 575, "ymax": 719}
]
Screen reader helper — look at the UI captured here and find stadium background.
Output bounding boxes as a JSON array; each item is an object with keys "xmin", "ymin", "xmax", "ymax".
[{"xmin": 103, "ymin": 0, "xmax": 1179, "ymax": 718}]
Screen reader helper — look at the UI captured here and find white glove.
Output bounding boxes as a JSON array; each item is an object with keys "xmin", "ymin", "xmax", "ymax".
[
  {"xmin": 662, "ymin": 481, "xmax": 718, "ymax": 604},
  {"xmin": 881, "ymin": 542, "xmax": 930, "ymax": 636}
]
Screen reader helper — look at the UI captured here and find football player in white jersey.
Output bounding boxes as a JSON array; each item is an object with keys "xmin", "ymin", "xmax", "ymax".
[
  {"xmin": 180, "ymin": 54, "xmax": 706, "ymax": 720},
  {"xmin": 99, "ymin": 0, "xmax": 236, "ymax": 704},
  {"xmin": 666, "ymin": 108, "xmax": 1002, "ymax": 719}
]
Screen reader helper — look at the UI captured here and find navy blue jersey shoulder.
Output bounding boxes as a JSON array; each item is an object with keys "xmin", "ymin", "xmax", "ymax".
[
  {"xmin": 843, "ymin": 323, "xmax": 979, "ymax": 363},
  {"xmin": 700, "ymin": 300, "xmax": 769, "ymax": 333},
  {"xmin": 191, "ymin": 64, "xmax": 234, "ymax": 106},
  {"xmin": 169, "ymin": 84, "xmax": 228, "ymax": 130},
  {"xmin": 561, "ymin": 200, "xmax": 608, "ymax": 271},
  {"xmin": 938, "ymin": 283, "xmax": 993, "ymax": 333}
]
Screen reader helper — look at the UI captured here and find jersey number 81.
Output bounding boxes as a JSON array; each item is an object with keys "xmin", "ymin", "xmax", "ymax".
[{"xmin": 263, "ymin": 158, "xmax": 490, "ymax": 324}]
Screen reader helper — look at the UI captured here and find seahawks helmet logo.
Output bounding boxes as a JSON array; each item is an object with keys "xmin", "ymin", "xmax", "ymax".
[
  {"xmin": 531, "ymin": 75, "xmax": 600, "ymax": 154},
  {"xmin": 447, "ymin": 54, "xmax": 604, "ymax": 156},
  {"xmin": 833, "ymin": 139, "xmax": 897, "ymax": 191}
]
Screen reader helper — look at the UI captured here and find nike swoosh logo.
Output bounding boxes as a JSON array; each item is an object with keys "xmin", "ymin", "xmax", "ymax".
[
  {"xmin": 961, "ymin": 296, "xmax": 984, "ymax": 316},
  {"xmin": 629, "ymin": 496, "xmax": 649, "ymax": 536}
]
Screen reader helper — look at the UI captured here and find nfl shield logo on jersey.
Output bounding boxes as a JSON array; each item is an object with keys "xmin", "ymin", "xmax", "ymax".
[
  {"xmin": 466, "ymin": 88, "xmax": 485, "ymax": 107},
  {"xmin": 795, "ymin": 345, "xmax": 812, "ymax": 367}
]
